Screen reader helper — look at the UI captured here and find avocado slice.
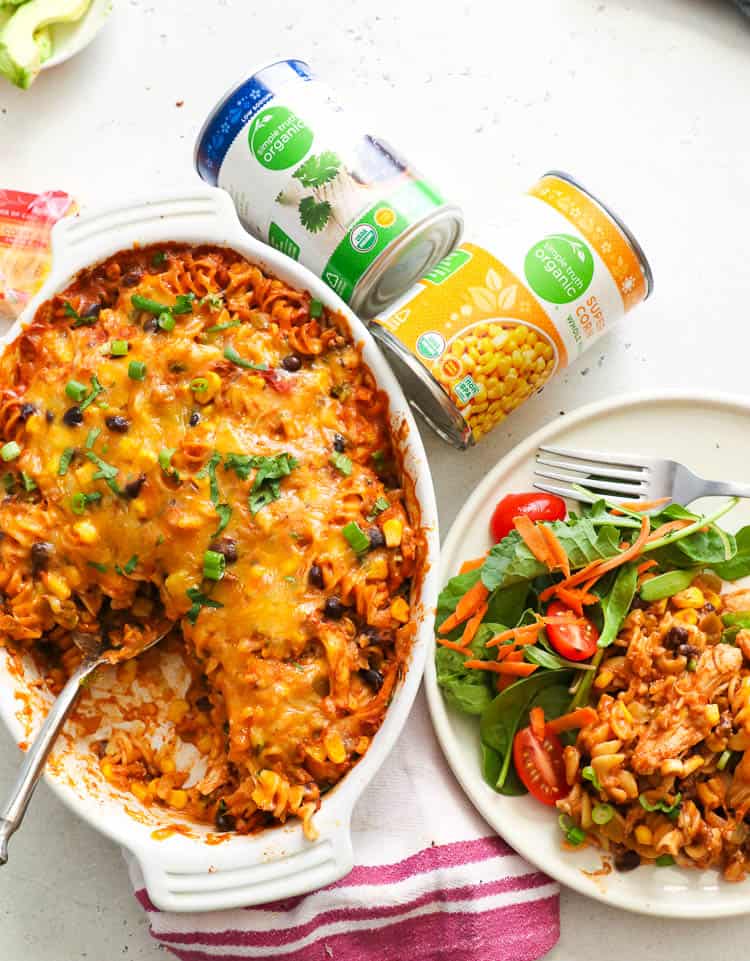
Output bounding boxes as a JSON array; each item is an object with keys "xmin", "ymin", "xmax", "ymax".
[{"xmin": 0, "ymin": 0, "xmax": 91, "ymax": 89}]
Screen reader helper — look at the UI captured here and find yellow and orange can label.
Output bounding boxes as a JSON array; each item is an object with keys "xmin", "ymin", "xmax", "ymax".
[{"xmin": 372, "ymin": 173, "xmax": 652, "ymax": 446}]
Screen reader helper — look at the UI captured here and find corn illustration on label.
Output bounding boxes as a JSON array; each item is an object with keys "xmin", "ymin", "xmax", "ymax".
[
  {"xmin": 374, "ymin": 174, "xmax": 650, "ymax": 443},
  {"xmin": 195, "ymin": 59, "xmax": 453, "ymax": 308}
]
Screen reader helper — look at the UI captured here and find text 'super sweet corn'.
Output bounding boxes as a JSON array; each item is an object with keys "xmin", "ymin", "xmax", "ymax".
[{"xmin": 372, "ymin": 172, "xmax": 653, "ymax": 448}]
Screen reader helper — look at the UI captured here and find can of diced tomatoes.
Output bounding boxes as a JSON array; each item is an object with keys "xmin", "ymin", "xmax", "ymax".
[
  {"xmin": 195, "ymin": 58, "xmax": 463, "ymax": 318},
  {"xmin": 371, "ymin": 171, "xmax": 653, "ymax": 448}
]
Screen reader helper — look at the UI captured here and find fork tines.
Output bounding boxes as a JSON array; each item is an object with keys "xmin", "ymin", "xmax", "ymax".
[{"xmin": 533, "ymin": 444, "xmax": 650, "ymax": 504}]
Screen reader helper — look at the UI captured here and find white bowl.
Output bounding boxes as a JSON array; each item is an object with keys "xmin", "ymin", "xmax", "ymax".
[
  {"xmin": 425, "ymin": 391, "xmax": 750, "ymax": 918},
  {"xmin": 0, "ymin": 186, "xmax": 439, "ymax": 912},
  {"xmin": 41, "ymin": 0, "xmax": 112, "ymax": 70}
]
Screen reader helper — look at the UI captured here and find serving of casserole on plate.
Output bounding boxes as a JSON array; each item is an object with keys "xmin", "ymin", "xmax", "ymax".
[{"xmin": 0, "ymin": 188, "xmax": 439, "ymax": 911}]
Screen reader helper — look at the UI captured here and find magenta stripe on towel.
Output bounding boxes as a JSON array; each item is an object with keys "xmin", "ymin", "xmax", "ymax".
[
  {"xmin": 158, "ymin": 895, "xmax": 560, "ymax": 961},
  {"xmin": 134, "ymin": 835, "xmax": 514, "ymax": 915},
  {"xmin": 153, "ymin": 871, "xmax": 550, "ymax": 947}
]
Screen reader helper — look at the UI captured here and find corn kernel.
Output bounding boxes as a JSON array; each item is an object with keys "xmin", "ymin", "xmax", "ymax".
[
  {"xmin": 168, "ymin": 789, "xmax": 188, "ymax": 809},
  {"xmin": 594, "ymin": 670, "xmax": 613, "ymax": 689},
  {"xmin": 131, "ymin": 781, "xmax": 149, "ymax": 802},
  {"xmin": 324, "ymin": 732, "xmax": 347, "ymax": 764},
  {"xmin": 160, "ymin": 757, "xmax": 176, "ymax": 775},
  {"xmin": 197, "ymin": 734, "xmax": 213, "ymax": 754},
  {"xmin": 390, "ymin": 597, "xmax": 410, "ymax": 623},
  {"xmin": 101, "ymin": 760, "xmax": 114, "ymax": 782},
  {"xmin": 635, "ymin": 825, "xmax": 653, "ymax": 845},
  {"xmin": 72, "ymin": 519, "xmax": 98, "ymax": 545},
  {"xmin": 705, "ymin": 703, "xmax": 720, "ymax": 726},
  {"xmin": 704, "ymin": 590, "xmax": 722, "ymax": 610},
  {"xmin": 672, "ymin": 587, "xmax": 705, "ymax": 609},
  {"xmin": 365, "ymin": 556, "xmax": 388, "ymax": 581},
  {"xmin": 43, "ymin": 572, "xmax": 71, "ymax": 600},
  {"xmin": 194, "ymin": 370, "xmax": 222, "ymax": 404},
  {"xmin": 167, "ymin": 699, "xmax": 189, "ymax": 723},
  {"xmin": 382, "ymin": 518, "xmax": 403, "ymax": 547},
  {"xmin": 674, "ymin": 609, "xmax": 698, "ymax": 625}
]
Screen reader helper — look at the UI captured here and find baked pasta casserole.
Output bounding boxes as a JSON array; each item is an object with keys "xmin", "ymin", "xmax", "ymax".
[{"xmin": 0, "ymin": 244, "xmax": 422, "ymax": 837}]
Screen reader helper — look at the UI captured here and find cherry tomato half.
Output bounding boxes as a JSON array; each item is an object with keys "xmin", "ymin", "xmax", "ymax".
[
  {"xmin": 546, "ymin": 600, "xmax": 600, "ymax": 661},
  {"xmin": 490, "ymin": 491, "xmax": 566, "ymax": 543},
  {"xmin": 513, "ymin": 725, "xmax": 567, "ymax": 805}
]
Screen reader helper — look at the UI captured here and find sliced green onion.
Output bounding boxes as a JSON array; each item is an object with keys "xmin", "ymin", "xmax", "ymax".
[
  {"xmin": 203, "ymin": 549, "xmax": 226, "ymax": 581},
  {"xmin": 58, "ymin": 447, "xmax": 75, "ymax": 476},
  {"xmin": 190, "ymin": 377, "xmax": 209, "ymax": 393},
  {"xmin": 342, "ymin": 521, "xmax": 369, "ymax": 554},
  {"xmin": 172, "ymin": 293, "xmax": 196, "ymax": 315},
  {"xmin": 128, "ymin": 360, "xmax": 147, "ymax": 381},
  {"xmin": 309, "ymin": 298, "xmax": 323, "ymax": 318},
  {"xmin": 717, "ymin": 749, "xmax": 734, "ymax": 771},
  {"xmin": 582, "ymin": 765, "xmax": 602, "ymax": 792},
  {"xmin": 370, "ymin": 495, "xmax": 390, "ymax": 516},
  {"xmin": 655, "ymin": 854, "xmax": 675, "ymax": 867},
  {"xmin": 372, "ymin": 450, "xmax": 386, "ymax": 470},
  {"xmin": 330, "ymin": 452, "xmax": 352, "ymax": 476},
  {"xmin": 131, "ymin": 294, "xmax": 169, "ymax": 315},
  {"xmin": 687, "ymin": 657, "xmax": 697, "ymax": 672},
  {"xmin": 110, "ymin": 339, "xmax": 129, "ymax": 357},
  {"xmin": 566, "ymin": 826, "xmax": 586, "ymax": 846},
  {"xmin": 591, "ymin": 803, "xmax": 615, "ymax": 825},
  {"xmin": 85, "ymin": 426, "xmax": 101, "ymax": 450},
  {"xmin": 159, "ymin": 447, "xmax": 176, "ymax": 474},
  {"xmin": 223, "ymin": 345, "xmax": 268, "ymax": 370},
  {"xmin": 151, "ymin": 251, "xmax": 167, "ymax": 267},
  {"xmin": 71, "ymin": 491, "xmax": 102, "ymax": 514},
  {"xmin": 206, "ymin": 319, "xmax": 240, "ymax": 334},
  {"xmin": 3, "ymin": 472, "xmax": 15, "ymax": 493},
  {"xmin": 119, "ymin": 554, "xmax": 138, "ymax": 575},
  {"xmin": 65, "ymin": 380, "xmax": 88, "ymax": 402},
  {"xmin": 1, "ymin": 441, "xmax": 21, "ymax": 462},
  {"xmin": 558, "ymin": 814, "xmax": 574, "ymax": 833},
  {"xmin": 20, "ymin": 472, "xmax": 36, "ymax": 492},
  {"xmin": 158, "ymin": 312, "xmax": 176, "ymax": 332}
]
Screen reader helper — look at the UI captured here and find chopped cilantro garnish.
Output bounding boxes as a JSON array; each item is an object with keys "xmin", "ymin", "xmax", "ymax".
[
  {"xmin": 79, "ymin": 375, "xmax": 105, "ymax": 411},
  {"xmin": 71, "ymin": 491, "xmax": 102, "ymax": 514},
  {"xmin": 197, "ymin": 451, "xmax": 222, "ymax": 504},
  {"xmin": 223, "ymin": 345, "xmax": 268, "ymax": 371},
  {"xmin": 65, "ymin": 301, "xmax": 97, "ymax": 328},
  {"xmin": 20, "ymin": 472, "xmax": 36, "ymax": 492},
  {"xmin": 200, "ymin": 293, "xmax": 225, "ymax": 312},
  {"xmin": 158, "ymin": 447, "xmax": 179, "ymax": 480},
  {"xmin": 3, "ymin": 472, "xmax": 15, "ymax": 493},
  {"xmin": 368, "ymin": 495, "xmax": 390, "ymax": 519},
  {"xmin": 223, "ymin": 452, "xmax": 254, "ymax": 481},
  {"xmin": 247, "ymin": 453, "xmax": 299, "ymax": 515},
  {"xmin": 330, "ymin": 452, "xmax": 352, "ymax": 476},
  {"xmin": 213, "ymin": 503, "xmax": 232, "ymax": 536},
  {"xmin": 85, "ymin": 427, "xmax": 101, "ymax": 450},
  {"xmin": 205, "ymin": 318, "xmax": 240, "ymax": 334},
  {"xmin": 115, "ymin": 554, "xmax": 138, "ymax": 576},
  {"xmin": 151, "ymin": 250, "xmax": 167, "ymax": 267},
  {"xmin": 172, "ymin": 293, "xmax": 196, "ymax": 315},
  {"xmin": 185, "ymin": 586, "xmax": 223, "ymax": 625},
  {"xmin": 86, "ymin": 450, "xmax": 121, "ymax": 494},
  {"xmin": 87, "ymin": 561, "xmax": 108, "ymax": 573}
]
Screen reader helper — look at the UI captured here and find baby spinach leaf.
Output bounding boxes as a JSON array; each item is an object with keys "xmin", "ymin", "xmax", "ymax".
[
  {"xmin": 479, "ymin": 669, "xmax": 573, "ymax": 795},
  {"xmin": 435, "ymin": 568, "xmax": 482, "ymax": 631},
  {"xmin": 485, "ymin": 582, "xmax": 529, "ymax": 629},
  {"xmin": 713, "ymin": 526, "xmax": 750, "ymax": 581},
  {"xmin": 598, "ymin": 562, "xmax": 638, "ymax": 648},
  {"xmin": 435, "ymin": 622, "xmax": 505, "ymax": 716}
]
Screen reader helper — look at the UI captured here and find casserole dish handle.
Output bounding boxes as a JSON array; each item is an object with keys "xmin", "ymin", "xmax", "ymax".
[
  {"xmin": 48, "ymin": 187, "xmax": 241, "ymax": 274},
  {"xmin": 133, "ymin": 818, "xmax": 354, "ymax": 912}
]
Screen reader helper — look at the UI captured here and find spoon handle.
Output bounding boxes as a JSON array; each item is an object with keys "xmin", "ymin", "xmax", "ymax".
[{"xmin": 0, "ymin": 656, "xmax": 99, "ymax": 864}]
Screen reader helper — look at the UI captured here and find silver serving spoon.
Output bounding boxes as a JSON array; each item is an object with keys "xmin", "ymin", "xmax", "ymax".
[{"xmin": 0, "ymin": 612, "xmax": 172, "ymax": 864}]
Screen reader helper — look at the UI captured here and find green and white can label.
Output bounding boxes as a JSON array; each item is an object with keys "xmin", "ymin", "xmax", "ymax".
[{"xmin": 196, "ymin": 59, "xmax": 462, "ymax": 315}]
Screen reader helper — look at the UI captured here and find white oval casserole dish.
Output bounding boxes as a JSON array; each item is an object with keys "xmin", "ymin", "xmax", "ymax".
[{"xmin": 0, "ymin": 186, "xmax": 439, "ymax": 912}]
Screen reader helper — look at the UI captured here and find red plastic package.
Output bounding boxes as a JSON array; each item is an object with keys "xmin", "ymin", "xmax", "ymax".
[{"xmin": 0, "ymin": 189, "xmax": 76, "ymax": 326}]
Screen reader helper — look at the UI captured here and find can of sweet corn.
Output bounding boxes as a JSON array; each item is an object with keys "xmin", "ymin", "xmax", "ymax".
[
  {"xmin": 371, "ymin": 171, "xmax": 653, "ymax": 448},
  {"xmin": 195, "ymin": 58, "xmax": 463, "ymax": 318}
]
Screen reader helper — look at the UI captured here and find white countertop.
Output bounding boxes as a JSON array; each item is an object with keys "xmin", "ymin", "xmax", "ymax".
[{"xmin": 2, "ymin": 0, "xmax": 750, "ymax": 957}]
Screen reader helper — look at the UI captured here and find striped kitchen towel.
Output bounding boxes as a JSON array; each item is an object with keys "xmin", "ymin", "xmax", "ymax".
[{"xmin": 130, "ymin": 690, "xmax": 559, "ymax": 961}]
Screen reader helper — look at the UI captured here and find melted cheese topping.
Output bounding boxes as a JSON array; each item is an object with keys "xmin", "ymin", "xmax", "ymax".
[{"xmin": 0, "ymin": 244, "xmax": 422, "ymax": 834}]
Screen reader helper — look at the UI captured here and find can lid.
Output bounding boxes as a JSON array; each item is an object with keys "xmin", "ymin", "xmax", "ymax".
[
  {"xmin": 370, "ymin": 325, "xmax": 472, "ymax": 450},
  {"xmin": 543, "ymin": 170, "xmax": 654, "ymax": 300},
  {"xmin": 352, "ymin": 206, "xmax": 464, "ymax": 319}
]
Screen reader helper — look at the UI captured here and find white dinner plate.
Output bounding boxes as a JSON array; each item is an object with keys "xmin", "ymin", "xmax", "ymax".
[
  {"xmin": 41, "ymin": 0, "xmax": 112, "ymax": 70},
  {"xmin": 425, "ymin": 390, "xmax": 750, "ymax": 918}
]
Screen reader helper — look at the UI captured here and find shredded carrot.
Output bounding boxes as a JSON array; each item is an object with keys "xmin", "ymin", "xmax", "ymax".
[
  {"xmin": 540, "ymin": 515, "xmax": 650, "ymax": 602},
  {"xmin": 554, "ymin": 586, "xmax": 599, "ymax": 616},
  {"xmin": 435, "ymin": 637, "xmax": 472, "ymax": 654},
  {"xmin": 539, "ymin": 524, "xmax": 571, "ymax": 579},
  {"xmin": 505, "ymin": 649, "xmax": 525, "ymax": 661},
  {"xmin": 496, "ymin": 674, "xmax": 515, "ymax": 692},
  {"xmin": 546, "ymin": 707, "xmax": 598, "ymax": 734},
  {"xmin": 618, "ymin": 497, "xmax": 671, "ymax": 512},
  {"xmin": 637, "ymin": 559, "xmax": 658, "ymax": 575},
  {"xmin": 530, "ymin": 706, "xmax": 546, "ymax": 740},
  {"xmin": 463, "ymin": 659, "xmax": 538, "ymax": 677},
  {"xmin": 460, "ymin": 602, "xmax": 488, "ymax": 647},
  {"xmin": 514, "ymin": 514, "xmax": 554, "ymax": 566},
  {"xmin": 459, "ymin": 556, "xmax": 486, "ymax": 575},
  {"xmin": 646, "ymin": 519, "xmax": 693, "ymax": 543},
  {"xmin": 438, "ymin": 579, "xmax": 489, "ymax": 634}
]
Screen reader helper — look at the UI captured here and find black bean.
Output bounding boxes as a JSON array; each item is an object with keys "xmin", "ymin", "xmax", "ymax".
[
  {"xmin": 677, "ymin": 643, "xmax": 700, "ymax": 658},
  {"xmin": 368, "ymin": 526, "xmax": 385, "ymax": 549},
  {"xmin": 209, "ymin": 538, "xmax": 238, "ymax": 565},
  {"xmin": 121, "ymin": 268, "xmax": 143, "ymax": 287},
  {"xmin": 123, "ymin": 474, "xmax": 146, "ymax": 499},
  {"xmin": 333, "ymin": 433, "xmax": 346, "ymax": 452},
  {"xmin": 664, "ymin": 625, "xmax": 689, "ymax": 649},
  {"xmin": 281, "ymin": 354, "xmax": 302, "ymax": 372},
  {"xmin": 196, "ymin": 695, "xmax": 212, "ymax": 713},
  {"xmin": 45, "ymin": 410, "xmax": 54, "ymax": 424},
  {"xmin": 143, "ymin": 316, "xmax": 159, "ymax": 334},
  {"xmin": 629, "ymin": 595, "xmax": 648, "ymax": 611},
  {"xmin": 30, "ymin": 541, "xmax": 54, "ymax": 573},
  {"xmin": 19, "ymin": 403, "xmax": 36, "ymax": 422},
  {"xmin": 81, "ymin": 302, "xmax": 101, "ymax": 319},
  {"xmin": 308, "ymin": 563, "xmax": 324, "ymax": 589},
  {"xmin": 324, "ymin": 596, "xmax": 345, "ymax": 620},
  {"xmin": 105, "ymin": 415, "xmax": 130, "ymax": 433},
  {"xmin": 63, "ymin": 406, "xmax": 83, "ymax": 427},
  {"xmin": 215, "ymin": 811, "xmax": 236, "ymax": 832},
  {"xmin": 189, "ymin": 411, "xmax": 200, "ymax": 427},
  {"xmin": 359, "ymin": 667, "xmax": 384, "ymax": 692},
  {"xmin": 703, "ymin": 602, "xmax": 716, "ymax": 613},
  {"xmin": 614, "ymin": 849, "xmax": 641, "ymax": 872}
]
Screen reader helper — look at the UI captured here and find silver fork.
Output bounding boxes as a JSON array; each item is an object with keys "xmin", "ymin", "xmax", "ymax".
[{"xmin": 533, "ymin": 444, "xmax": 750, "ymax": 506}]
